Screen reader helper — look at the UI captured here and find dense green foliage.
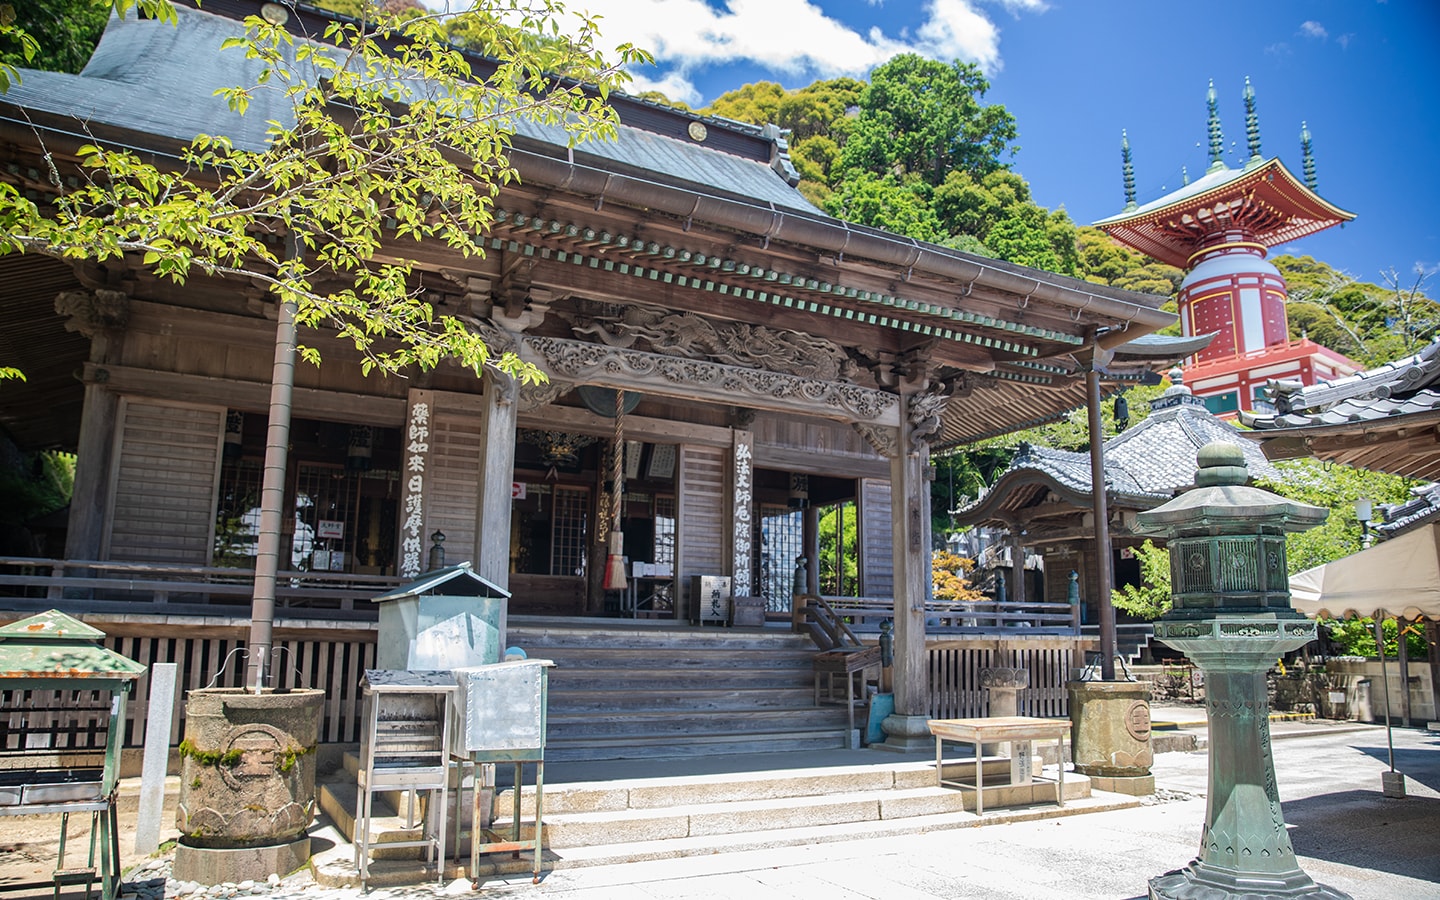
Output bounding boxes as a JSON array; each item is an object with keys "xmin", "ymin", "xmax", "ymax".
[
  {"xmin": 0, "ymin": 0, "xmax": 108, "ymax": 77},
  {"xmin": 0, "ymin": 449, "xmax": 75, "ymax": 525},
  {"xmin": 1111, "ymin": 540, "xmax": 1172, "ymax": 619},
  {"xmin": 1323, "ymin": 616, "xmax": 1427, "ymax": 660},
  {"xmin": 2, "ymin": 0, "xmax": 647, "ymax": 381},
  {"xmin": 1256, "ymin": 460, "xmax": 1415, "ymax": 575}
]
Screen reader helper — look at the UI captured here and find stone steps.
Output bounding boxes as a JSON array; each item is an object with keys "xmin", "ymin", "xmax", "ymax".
[{"xmin": 311, "ymin": 756, "xmax": 1129, "ymax": 888}]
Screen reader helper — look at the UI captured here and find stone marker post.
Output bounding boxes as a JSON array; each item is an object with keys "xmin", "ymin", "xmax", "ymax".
[
  {"xmin": 980, "ymin": 667, "xmax": 1032, "ymax": 780},
  {"xmin": 1135, "ymin": 443, "xmax": 1348, "ymax": 900}
]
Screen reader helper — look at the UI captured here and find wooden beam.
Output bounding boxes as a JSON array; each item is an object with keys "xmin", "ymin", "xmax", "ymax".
[
  {"xmin": 517, "ymin": 403, "xmax": 733, "ymax": 447},
  {"xmin": 84, "ymin": 363, "xmax": 407, "ymax": 425}
]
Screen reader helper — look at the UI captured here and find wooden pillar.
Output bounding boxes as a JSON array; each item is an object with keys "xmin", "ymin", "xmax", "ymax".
[
  {"xmin": 474, "ymin": 371, "xmax": 517, "ymax": 591},
  {"xmin": 804, "ymin": 505, "xmax": 820, "ymax": 595},
  {"xmin": 1086, "ymin": 367, "xmax": 1117, "ymax": 680},
  {"xmin": 1010, "ymin": 528, "xmax": 1026, "ymax": 605},
  {"xmin": 1425, "ymin": 620, "xmax": 1440, "ymax": 725},
  {"xmin": 65, "ymin": 381, "xmax": 119, "ymax": 560}
]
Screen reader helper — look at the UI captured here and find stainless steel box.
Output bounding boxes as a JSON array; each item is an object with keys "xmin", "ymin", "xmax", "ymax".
[{"xmin": 452, "ymin": 659, "xmax": 554, "ymax": 754}]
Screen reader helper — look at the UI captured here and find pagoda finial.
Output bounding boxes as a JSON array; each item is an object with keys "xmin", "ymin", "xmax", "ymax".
[
  {"xmin": 1300, "ymin": 121, "xmax": 1317, "ymax": 190},
  {"xmin": 1243, "ymin": 76, "xmax": 1262, "ymax": 167},
  {"xmin": 1182, "ymin": 165, "xmax": 1190, "ymax": 186},
  {"xmin": 1121, "ymin": 130, "xmax": 1137, "ymax": 211},
  {"xmin": 1206, "ymin": 79, "xmax": 1226, "ymax": 174}
]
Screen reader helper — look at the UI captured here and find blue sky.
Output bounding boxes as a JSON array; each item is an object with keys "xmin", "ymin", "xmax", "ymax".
[{"xmin": 545, "ymin": 0, "xmax": 1439, "ymax": 287}]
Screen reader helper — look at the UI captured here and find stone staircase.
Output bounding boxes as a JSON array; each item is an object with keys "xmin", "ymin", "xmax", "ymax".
[
  {"xmin": 313, "ymin": 755, "xmax": 1127, "ymax": 888},
  {"xmin": 506, "ymin": 619, "xmax": 852, "ymax": 761}
]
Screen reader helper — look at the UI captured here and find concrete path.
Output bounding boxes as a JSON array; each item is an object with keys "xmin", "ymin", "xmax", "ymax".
[{"xmin": 396, "ymin": 723, "xmax": 1438, "ymax": 900}]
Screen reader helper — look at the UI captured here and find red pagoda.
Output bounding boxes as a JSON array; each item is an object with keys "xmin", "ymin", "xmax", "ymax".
[{"xmin": 1094, "ymin": 79, "xmax": 1358, "ymax": 416}]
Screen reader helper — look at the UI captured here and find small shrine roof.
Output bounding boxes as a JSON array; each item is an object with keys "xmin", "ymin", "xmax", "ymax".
[
  {"xmin": 1377, "ymin": 483, "xmax": 1440, "ymax": 538},
  {"xmin": 954, "ymin": 381, "xmax": 1279, "ymax": 531},
  {"xmin": 1092, "ymin": 158, "xmax": 1355, "ymax": 269}
]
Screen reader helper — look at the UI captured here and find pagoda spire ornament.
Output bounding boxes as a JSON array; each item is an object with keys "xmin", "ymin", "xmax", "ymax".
[
  {"xmin": 1206, "ymin": 79, "xmax": 1226, "ymax": 173},
  {"xmin": 1121, "ymin": 130, "xmax": 1137, "ymax": 211},
  {"xmin": 1301, "ymin": 121, "xmax": 1317, "ymax": 190},
  {"xmin": 1243, "ymin": 76, "xmax": 1262, "ymax": 168}
]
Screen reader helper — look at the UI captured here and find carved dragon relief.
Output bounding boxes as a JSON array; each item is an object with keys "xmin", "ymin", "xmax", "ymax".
[
  {"xmin": 853, "ymin": 423, "xmax": 899, "ymax": 459},
  {"xmin": 561, "ymin": 306, "xmax": 857, "ymax": 383},
  {"xmin": 523, "ymin": 334, "xmax": 897, "ymax": 423}
]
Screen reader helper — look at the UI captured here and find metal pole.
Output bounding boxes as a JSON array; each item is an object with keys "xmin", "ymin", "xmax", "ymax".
[
  {"xmin": 1375, "ymin": 615, "xmax": 1396, "ymax": 771},
  {"xmin": 1086, "ymin": 368, "xmax": 1117, "ymax": 680},
  {"xmin": 248, "ymin": 234, "xmax": 301, "ymax": 692}
]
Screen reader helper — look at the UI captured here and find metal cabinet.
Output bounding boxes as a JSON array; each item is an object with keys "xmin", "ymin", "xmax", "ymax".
[
  {"xmin": 452, "ymin": 660, "xmax": 553, "ymax": 885},
  {"xmin": 356, "ymin": 671, "xmax": 457, "ymax": 888}
]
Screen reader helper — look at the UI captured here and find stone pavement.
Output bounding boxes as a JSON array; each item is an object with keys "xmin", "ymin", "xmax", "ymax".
[{"xmin": 141, "ymin": 718, "xmax": 1437, "ymax": 900}]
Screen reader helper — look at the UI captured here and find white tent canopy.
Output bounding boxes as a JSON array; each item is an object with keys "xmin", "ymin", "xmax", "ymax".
[{"xmin": 1289, "ymin": 522, "xmax": 1440, "ymax": 621}]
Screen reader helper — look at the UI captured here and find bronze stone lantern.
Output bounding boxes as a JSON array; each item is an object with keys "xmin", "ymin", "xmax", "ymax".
[{"xmin": 1135, "ymin": 442, "xmax": 1348, "ymax": 900}]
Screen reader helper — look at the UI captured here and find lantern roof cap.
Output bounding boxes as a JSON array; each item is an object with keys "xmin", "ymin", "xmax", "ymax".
[{"xmin": 1134, "ymin": 442, "xmax": 1328, "ymax": 536}]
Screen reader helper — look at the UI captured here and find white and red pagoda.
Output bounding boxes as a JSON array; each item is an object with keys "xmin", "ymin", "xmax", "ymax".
[{"xmin": 1094, "ymin": 79, "xmax": 1358, "ymax": 417}]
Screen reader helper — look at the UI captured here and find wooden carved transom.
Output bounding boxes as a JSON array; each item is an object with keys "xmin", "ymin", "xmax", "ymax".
[
  {"xmin": 561, "ymin": 306, "xmax": 856, "ymax": 382},
  {"xmin": 524, "ymin": 334, "xmax": 898, "ymax": 425}
]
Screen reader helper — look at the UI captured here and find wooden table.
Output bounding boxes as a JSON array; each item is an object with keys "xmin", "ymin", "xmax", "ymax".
[{"xmin": 927, "ymin": 716, "xmax": 1069, "ymax": 816}]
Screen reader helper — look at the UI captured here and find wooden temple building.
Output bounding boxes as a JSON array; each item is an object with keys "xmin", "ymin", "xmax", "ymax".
[
  {"xmin": 1094, "ymin": 79, "xmax": 1358, "ymax": 418},
  {"xmin": 0, "ymin": 1, "xmax": 1181, "ymax": 757}
]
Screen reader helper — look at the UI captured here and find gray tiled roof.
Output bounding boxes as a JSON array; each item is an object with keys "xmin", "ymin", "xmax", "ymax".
[
  {"xmin": 1245, "ymin": 338, "xmax": 1440, "ymax": 429},
  {"xmin": 955, "ymin": 385, "xmax": 1279, "ymax": 521},
  {"xmin": 5, "ymin": 6, "xmax": 818, "ymax": 215},
  {"xmin": 1377, "ymin": 483, "xmax": 1440, "ymax": 537}
]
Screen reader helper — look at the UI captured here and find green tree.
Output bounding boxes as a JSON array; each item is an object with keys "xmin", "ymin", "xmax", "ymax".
[
  {"xmin": 837, "ymin": 54, "xmax": 1017, "ymax": 187},
  {"xmin": 817, "ymin": 503, "xmax": 859, "ymax": 596},
  {"xmin": 822, "ymin": 172, "xmax": 943, "ymax": 242},
  {"xmin": 2, "ymin": 1, "xmax": 645, "ymax": 378},
  {"xmin": 1256, "ymin": 459, "xmax": 1415, "ymax": 574},
  {"xmin": 1111, "ymin": 539, "xmax": 1172, "ymax": 619},
  {"xmin": 1323, "ymin": 617, "xmax": 1426, "ymax": 660},
  {"xmin": 0, "ymin": 0, "xmax": 108, "ymax": 78}
]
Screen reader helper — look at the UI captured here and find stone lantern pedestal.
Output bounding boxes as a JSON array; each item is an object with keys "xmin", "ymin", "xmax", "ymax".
[{"xmin": 1136, "ymin": 443, "xmax": 1348, "ymax": 900}]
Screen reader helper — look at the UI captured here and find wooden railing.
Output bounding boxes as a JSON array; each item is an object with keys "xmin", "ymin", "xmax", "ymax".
[
  {"xmin": 793, "ymin": 593, "xmax": 1080, "ymax": 636},
  {"xmin": 0, "ymin": 556, "xmax": 401, "ymax": 619}
]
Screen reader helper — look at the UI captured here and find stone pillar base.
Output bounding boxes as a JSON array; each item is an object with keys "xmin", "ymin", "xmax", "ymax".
[
  {"xmin": 1149, "ymin": 859, "xmax": 1351, "ymax": 899},
  {"xmin": 1089, "ymin": 773, "xmax": 1155, "ymax": 796},
  {"xmin": 877, "ymin": 713, "xmax": 933, "ymax": 752},
  {"xmin": 173, "ymin": 835, "xmax": 311, "ymax": 886}
]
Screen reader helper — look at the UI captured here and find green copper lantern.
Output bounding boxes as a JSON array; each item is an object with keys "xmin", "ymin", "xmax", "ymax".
[{"xmin": 1135, "ymin": 442, "xmax": 1348, "ymax": 900}]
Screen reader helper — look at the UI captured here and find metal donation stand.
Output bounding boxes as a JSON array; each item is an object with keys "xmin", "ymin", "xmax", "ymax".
[
  {"xmin": 355, "ymin": 671, "xmax": 456, "ymax": 889},
  {"xmin": 0, "ymin": 610, "xmax": 146, "ymax": 900},
  {"xmin": 454, "ymin": 659, "xmax": 554, "ymax": 886}
]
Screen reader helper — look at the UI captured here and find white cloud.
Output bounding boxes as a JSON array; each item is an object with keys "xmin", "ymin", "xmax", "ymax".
[
  {"xmin": 551, "ymin": 0, "xmax": 1027, "ymax": 104},
  {"xmin": 1299, "ymin": 20, "xmax": 1328, "ymax": 39}
]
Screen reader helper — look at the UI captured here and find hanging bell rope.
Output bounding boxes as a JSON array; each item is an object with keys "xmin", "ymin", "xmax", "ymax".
[{"xmin": 603, "ymin": 389, "xmax": 629, "ymax": 591}]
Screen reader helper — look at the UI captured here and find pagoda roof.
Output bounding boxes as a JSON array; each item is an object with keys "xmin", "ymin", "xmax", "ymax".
[{"xmin": 1092, "ymin": 158, "xmax": 1355, "ymax": 269}]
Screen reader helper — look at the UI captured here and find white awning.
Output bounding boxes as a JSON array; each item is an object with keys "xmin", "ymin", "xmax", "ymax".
[{"xmin": 1289, "ymin": 523, "xmax": 1440, "ymax": 621}]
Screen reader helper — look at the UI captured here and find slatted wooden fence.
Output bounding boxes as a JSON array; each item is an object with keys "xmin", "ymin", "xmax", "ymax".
[
  {"xmin": 927, "ymin": 641, "xmax": 1080, "ymax": 719},
  {"xmin": 98, "ymin": 620, "xmax": 377, "ymax": 749}
]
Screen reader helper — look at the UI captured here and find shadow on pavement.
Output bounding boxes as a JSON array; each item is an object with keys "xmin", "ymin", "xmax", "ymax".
[
  {"xmin": 1283, "ymin": 789, "xmax": 1440, "ymax": 883},
  {"xmin": 1354, "ymin": 733, "xmax": 1440, "ymax": 793}
]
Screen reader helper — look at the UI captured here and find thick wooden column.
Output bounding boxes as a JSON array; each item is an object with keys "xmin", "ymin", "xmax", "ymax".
[
  {"xmin": 65, "ymin": 382, "xmax": 118, "ymax": 560},
  {"xmin": 474, "ymin": 371, "xmax": 517, "ymax": 590},
  {"xmin": 803, "ymin": 505, "xmax": 820, "ymax": 595},
  {"xmin": 881, "ymin": 388, "xmax": 935, "ymax": 750}
]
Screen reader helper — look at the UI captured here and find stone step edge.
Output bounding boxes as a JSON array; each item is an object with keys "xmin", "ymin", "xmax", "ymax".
[{"xmin": 309, "ymin": 791, "xmax": 1144, "ymax": 888}]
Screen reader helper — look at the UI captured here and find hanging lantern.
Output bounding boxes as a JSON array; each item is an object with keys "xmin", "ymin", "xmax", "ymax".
[
  {"xmin": 347, "ymin": 425, "xmax": 373, "ymax": 472},
  {"xmin": 224, "ymin": 410, "xmax": 244, "ymax": 461}
]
